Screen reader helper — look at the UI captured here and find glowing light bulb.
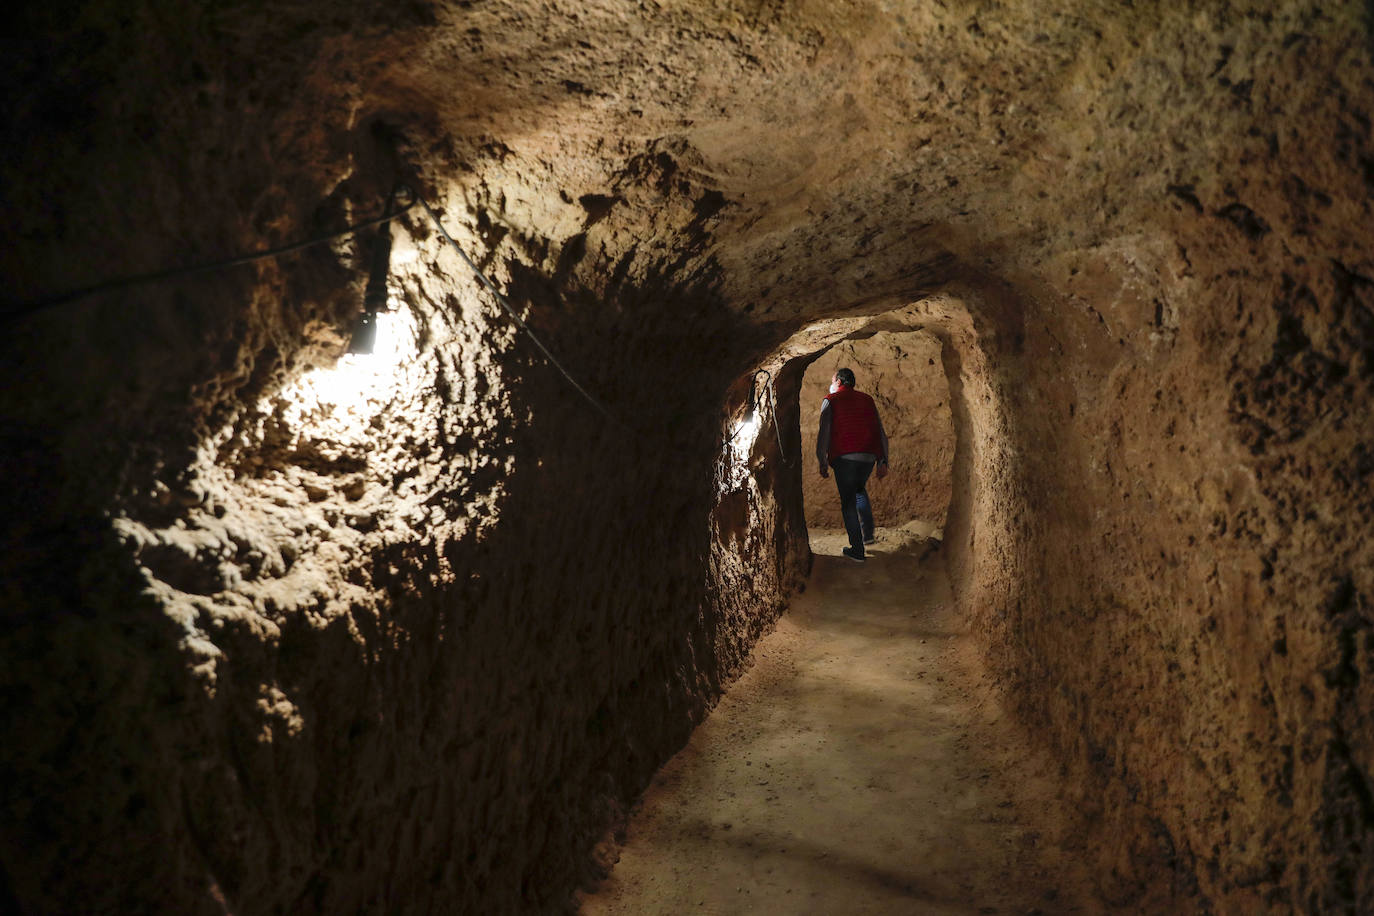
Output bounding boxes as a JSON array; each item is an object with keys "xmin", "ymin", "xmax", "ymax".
[
  {"xmin": 729, "ymin": 413, "xmax": 761, "ymax": 465},
  {"xmin": 313, "ymin": 310, "xmax": 410, "ymax": 406},
  {"xmin": 279, "ymin": 307, "xmax": 417, "ymax": 440}
]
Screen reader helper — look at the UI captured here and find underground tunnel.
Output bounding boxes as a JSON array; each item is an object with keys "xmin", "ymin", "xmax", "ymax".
[
  {"xmin": 1, "ymin": 1, "xmax": 1372, "ymax": 914},
  {"xmin": 796, "ymin": 326, "xmax": 955, "ymax": 543}
]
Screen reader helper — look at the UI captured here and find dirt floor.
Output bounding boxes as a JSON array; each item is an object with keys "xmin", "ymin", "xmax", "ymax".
[{"xmin": 579, "ymin": 524, "xmax": 1099, "ymax": 915}]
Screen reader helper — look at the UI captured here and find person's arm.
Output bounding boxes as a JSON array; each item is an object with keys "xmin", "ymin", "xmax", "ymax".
[
  {"xmin": 876, "ymin": 410, "xmax": 890, "ymax": 478},
  {"xmin": 816, "ymin": 399, "xmax": 831, "ymax": 477}
]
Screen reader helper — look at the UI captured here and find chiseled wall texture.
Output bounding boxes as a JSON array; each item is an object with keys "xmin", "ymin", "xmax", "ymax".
[
  {"xmin": 2, "ymin": 1, "xmax": 1372, "ymax": 913},
  {"xmin": 0, "ymin": 169, "xmax": 811, "ymax": 913},
  {"xmin": 799, "ymin": 330, "xmax": 955, "ymax": 530}
]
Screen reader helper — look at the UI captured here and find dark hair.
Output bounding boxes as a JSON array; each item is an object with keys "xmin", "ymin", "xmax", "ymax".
[{"xmin": 835, "ymin": 367, "xmax": 856, "ymax": 387}]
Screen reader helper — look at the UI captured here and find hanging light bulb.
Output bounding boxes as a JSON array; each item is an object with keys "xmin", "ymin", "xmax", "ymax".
[
  {"xmin": 348, "ymin": 190, "xmax": 400, "ymax": 355},
  {"xmin": 347, "ymin": 309, "xmax": 378, "ymax": 356}
]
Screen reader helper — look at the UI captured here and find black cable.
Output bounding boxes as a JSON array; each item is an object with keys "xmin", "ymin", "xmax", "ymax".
[
  {"xmin": 411, "ymin": 189, "xmax": 625, "ymax": 427},
  {"xmin": 763, "ymin": 373, "xmax": 793, "ymax": 466},
  {"xmin": 3, "ymin": 195, "xmax": 419, "ymax": 320},
  {"xmin": 721, "ymin": 369, "xmax": 792, "ymax": 466},
  {"xmin": 1, "ymin": 183, "xmax": 753, "ymax": 452},
  {"xmin": 750, "ymin": 369, "xmax": 792, "ymax": 466},
  {"xmin": 2, "ymin": 179, "xmax": 626, "ymax": 428}
]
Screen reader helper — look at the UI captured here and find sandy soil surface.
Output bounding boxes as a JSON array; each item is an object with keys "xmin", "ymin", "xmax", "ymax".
[{"xmin": 579, "ymin": 524, "xmax": 1097, "ymax": 915}]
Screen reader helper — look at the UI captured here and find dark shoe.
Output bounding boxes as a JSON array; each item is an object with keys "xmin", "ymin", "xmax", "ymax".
[{"xmin": 842, "ymin": 546, "xmax": 865, "ymax": 563}]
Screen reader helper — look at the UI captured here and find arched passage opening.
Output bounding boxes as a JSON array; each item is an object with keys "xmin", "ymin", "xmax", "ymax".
[
  {"xmin": 798, "ymin": 328, "xmax": 955, "ymax": 552},
  {"xmin": 579, "ymin": 291, "xmax": 1075, "ymax": 911},
  {"xmin": 718, "ymin": 292, "xmax": 1013, "ymax": 610}
]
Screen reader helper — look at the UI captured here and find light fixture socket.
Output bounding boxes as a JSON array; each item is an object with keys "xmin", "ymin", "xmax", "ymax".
[
  {"xmin": 347, "ymin": 191, "xmax": 399, "ymax": 355},
  {"xmin": 363, "ymin": 219, "xmax": 394, "ymax": 312}
]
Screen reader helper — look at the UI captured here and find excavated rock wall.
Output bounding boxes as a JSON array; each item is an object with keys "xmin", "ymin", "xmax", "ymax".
[
  {"xmin": 799, "ymin": 330, "xmax": 955, "ymax": 530},
  {"xmin": 0, "ymin": 8, "xmax": 812, "ymax": 912},
  {"xmin": 1, "ymin": 170, "xmax": 808, "ymax": 916},
  {"xmin": 923, "ymin": 19, "xmax": 1374, "ymax": 912},
  {"xmin": 704, "ymin": 6, "xmax": 1374, "ymax": 910},
  {"xmin": 2, "ymin": 1, "xmax": 1373, "ymax": 914}
]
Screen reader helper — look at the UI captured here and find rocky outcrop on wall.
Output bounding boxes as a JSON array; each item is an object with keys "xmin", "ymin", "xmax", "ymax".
[
  {"xmin": 2, "ymin": 1, "xmax": 1372, "ymax": 913},
  {"xmin": 799, "ymin": 330, "xmax": 954, "ymax": 530}
]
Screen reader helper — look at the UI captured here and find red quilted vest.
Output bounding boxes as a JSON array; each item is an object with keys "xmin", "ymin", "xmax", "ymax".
[{"xmin": 825, "ymin": 386, "xmax": 884, "ymax": 462}]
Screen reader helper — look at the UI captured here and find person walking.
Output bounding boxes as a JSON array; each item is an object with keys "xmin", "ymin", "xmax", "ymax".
[{"xmin": 816, "ymin": 367, "xmax": 890, "ymax": 563}]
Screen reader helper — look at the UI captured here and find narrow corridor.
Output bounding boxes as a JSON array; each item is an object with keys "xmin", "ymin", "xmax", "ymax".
[{"xmin": 581, "ymin": 525, "xmax": 1095, "ymax": 914}]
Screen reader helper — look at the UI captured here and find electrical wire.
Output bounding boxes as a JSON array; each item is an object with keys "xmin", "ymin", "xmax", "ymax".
[
  {"xmin": 762, "ymin": 373, "xmax": 793, "ymax": 466},
  {"xmin": 751, "ymin": 369, "xmax": 792, "ymax": 466},
  {"xmin": 409, "ymin": 188, "xmax": 623, "ymax": 427},
  {"xmin": 2, "ymin": 181, "xmax": 622, "ymax": 425},
  {"xmin": 1, "ymin": 181, "xmax": 766, "ymax": 446},
  {"xmin": 721, "ymin": 369, "xmax": 792, "ymax": 466},
  {"xmin": 2, "ymin": 198, "xmax": 419, "ymax": 320}
]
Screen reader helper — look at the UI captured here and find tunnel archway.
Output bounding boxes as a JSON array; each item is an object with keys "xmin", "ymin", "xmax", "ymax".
[
  {"xmin": 726, "ymin": 293, "xmax": 1013, "ymax": 608},
  {"xmin": 797, "ymin": 327, "xmax": 955, "ymax": 550}
]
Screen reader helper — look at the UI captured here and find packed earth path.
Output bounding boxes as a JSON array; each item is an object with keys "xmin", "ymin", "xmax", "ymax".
[{"xmin": 579, "ymin": 524, "xmax": 1100, "ymax": 915}]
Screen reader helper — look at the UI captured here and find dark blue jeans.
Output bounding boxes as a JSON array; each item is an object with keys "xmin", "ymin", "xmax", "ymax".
[{"xmin": 833, "ymin": 458, "xmax": 876, "ymax": 556}]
